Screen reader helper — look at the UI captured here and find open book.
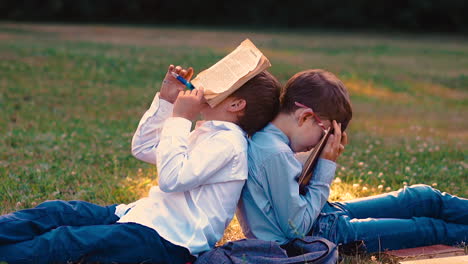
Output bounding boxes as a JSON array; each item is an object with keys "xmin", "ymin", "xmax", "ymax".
[
  {"xmin": 190, "ymin": 39, "xmax": 271, "ymax": 107},
  {"xmin": 298, "ymin": 127, "xmax": 333, "ymax": 195}
]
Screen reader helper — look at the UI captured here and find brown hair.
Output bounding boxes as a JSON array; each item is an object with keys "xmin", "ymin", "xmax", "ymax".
[
  {"xmin": 230, "ymin": 71, "xmax": 281, "ymax": 136},
  {"xmin": 280, "ymin": 69, "xmax": 352, "ymax": 131}
]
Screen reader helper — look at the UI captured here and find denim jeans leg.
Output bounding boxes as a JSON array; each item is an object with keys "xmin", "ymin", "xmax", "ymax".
[
  {"xmin": 337, "ymin": 184, "xmax": 468, "ymax": 224},
  {"xmin": 0, "ymin": 222, "xmax": 194, "ymax": 264},
  {"xmin": 334, "ymin": 214, "xmax": 468, "ymax": 252},
  {"xmin": 0, "ymin": 200, "xmax": 119, "ymax": 244},
  {"xmin": 331, "ymin": 184, "xmax": 468, "ymax": 252}
]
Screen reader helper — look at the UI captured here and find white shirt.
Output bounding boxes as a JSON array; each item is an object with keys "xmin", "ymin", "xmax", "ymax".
[{"xmin": 115, "ymin": 93, "xmax": 247, "ymax": 255}]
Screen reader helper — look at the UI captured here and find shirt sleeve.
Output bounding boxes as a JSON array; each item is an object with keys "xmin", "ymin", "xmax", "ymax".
[
  {"xmin": 131, "ymin": 92, "xmax": 174, "ymax": 164},
  {"xmin": 262, "ymin": 153, "xmax": 336, "ymax": 240},
  {"xmin": 156, "ymin": 119, "xmax": 241, "ymax": 193}
]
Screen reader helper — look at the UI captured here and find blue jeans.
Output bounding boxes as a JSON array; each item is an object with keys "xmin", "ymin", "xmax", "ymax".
[
  {"xmin": 310, "ymin": 184, "xmax": 468, "ymax": 253},
  {"xmin": 0, "ymin": 200, "xmax": 194, "ymax": 264}
]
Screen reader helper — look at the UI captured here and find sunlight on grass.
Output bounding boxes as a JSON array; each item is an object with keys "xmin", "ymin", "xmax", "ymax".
[
  {"xmin": 410, "ymin": 81, "xmax": 468, "ymax": 101},
  {"xmin": 220, "ymin": 179, "xmax": 407, "ymax": 248},
  {"xmin": 345, "ymin": 79, "xmax": 410, "ymax": 102},
  {"xmin": 118, "ymin": 167, "xmax": 158, "ymax": 201},
  {"xmin": 1, "ymin": 23, "xmax": 466, "ymax": 263}
]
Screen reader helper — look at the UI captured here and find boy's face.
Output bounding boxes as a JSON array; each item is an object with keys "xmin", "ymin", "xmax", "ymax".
[{"xmin": 289, "ymin": 113, "xmax": 331, "ymax": 153}]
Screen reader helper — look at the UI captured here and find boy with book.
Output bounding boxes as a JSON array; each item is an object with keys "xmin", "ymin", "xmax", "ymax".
[
  {"xmin": 0, "ymin": 64, "xmax": 281, "ymax": 263},
  {"xmin": 236, "ymin": 69, "xmax": 468, "ymax": 253}
]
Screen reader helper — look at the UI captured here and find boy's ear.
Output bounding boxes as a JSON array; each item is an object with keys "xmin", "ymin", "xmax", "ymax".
[
  {"xmin": 227, "ymin": 98, "xmax": 246, "ymax": 112},
  {"xmin": 295, "ymin": 108, "xmax": 313, "ymax": 127}
]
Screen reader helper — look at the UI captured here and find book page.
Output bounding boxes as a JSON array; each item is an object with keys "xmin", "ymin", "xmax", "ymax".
[{"xmin": 191, "ymin": 39, "xmax": 262, "ymax": 93}]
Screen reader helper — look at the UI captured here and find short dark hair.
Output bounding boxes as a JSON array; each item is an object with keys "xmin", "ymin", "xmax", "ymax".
[
  {"xmin": 230, "ymin": 71, "xmax": 281, "ymax": 136},
  {"xmin": 280, "ymin": 69, "xmax": 352, "ymax": 131}
]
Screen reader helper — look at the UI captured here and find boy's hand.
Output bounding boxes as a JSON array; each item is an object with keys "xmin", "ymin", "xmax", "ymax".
[
  {"xmin": 321, "ymin": 120, "xmax": 348, "ymax": 162},
  {"xmin": 160, "ymin": 65, "xmax": 194, "ymax": 104},
  {"xmin": 172, "ymin": 88, "xmax": 206, "ymax": 121}
]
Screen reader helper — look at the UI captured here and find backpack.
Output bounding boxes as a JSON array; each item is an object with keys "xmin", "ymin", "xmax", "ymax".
[{"xmin": 194, "ymin": 236, "xmax": 338, "ymax": 264}]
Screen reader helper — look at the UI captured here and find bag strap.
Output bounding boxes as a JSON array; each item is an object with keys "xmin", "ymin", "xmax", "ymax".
[{"xmin": 279, "ymin": 236, "xmax": 337, "ymax": 264}]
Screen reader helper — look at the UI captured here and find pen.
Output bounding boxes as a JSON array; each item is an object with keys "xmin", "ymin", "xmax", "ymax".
[{"xmin": 171, "ymin": 72, "xmax": 195, "ymax": 90}]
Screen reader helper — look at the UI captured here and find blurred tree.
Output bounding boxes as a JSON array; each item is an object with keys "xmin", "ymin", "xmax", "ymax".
[{"xmin": 0, "ymin": 0, "xmax": 466, "ymax": 33}]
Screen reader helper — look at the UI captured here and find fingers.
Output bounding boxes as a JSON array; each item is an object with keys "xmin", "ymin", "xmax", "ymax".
[
  {"xmin": 332, "ymin": 121, "xmax": 344, "ymax": 154},
  {"xmin": 192, "ymin": 88, "xmax": 204, "ymax": 100},
  {"xmin": 196, "ymin": 88, "xmax": 204, "ymax": 101},
  {"xmin": 326, "ymin": 134, "xmax": 335, "ymax": 150},
  {"xmin": 168, "ymin": 65, "xmax": 193, "ymax": 75},
  {"xmin": 331, "ymin": 120, "xmax": 341, "ymax": 150},
  {"xmin": 181, "ymin": 88, "xmax": 204, "ymax": 98},
  {"xmin": 180, "ymin": 67, "xmax": 194, "ymax": 79},
  {"xmin": 320, "ymin": 121, "xmax": 347, "ymax": 161},
  {"xmin": 341, "ymin": 132, "xmax": 348, "ymax": 146},
  {"xmin": 185, "ymin": 67, "xmax": 194, "ymax": 80},
  {"xmin": 167, "ymin": 64, "xmax": 174, "ymax": 73},
  {"xmin": 333, "ymin": 120, "xmax": 342, "ymax": 141},
  {"xmin": 338, "ymin": 144, "xmax": 345, "ymax": 155}
]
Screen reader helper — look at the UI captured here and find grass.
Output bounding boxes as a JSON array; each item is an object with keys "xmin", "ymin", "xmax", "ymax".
[{"xmin": 1, "ymin": 22, "xmax": 467, "ymax": 263}]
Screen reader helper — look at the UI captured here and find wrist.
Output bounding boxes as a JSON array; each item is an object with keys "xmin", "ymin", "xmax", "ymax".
[
  {"xmin": 160, "ymin": 94, "xmax": 175, "ymax": 104},
  {"xmin": 320, "ymin": 153, "xmax": 337, "ymax": 162}
]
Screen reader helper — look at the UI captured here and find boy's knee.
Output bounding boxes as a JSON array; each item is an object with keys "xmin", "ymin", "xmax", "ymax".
[
  {"xmin": 36, "ymin": 200, "xmax": 77, "ymax": 212},
  {"xmin": 407, "ymin": 184, "xmax": 434, "ymax": 193},
  {"xmin": 36, "ymin": 200, "xmax": 64, "ymax": 208},
  {"xmin": 405, "ymin": 184, "xmax": 441, "ymax": 201}
]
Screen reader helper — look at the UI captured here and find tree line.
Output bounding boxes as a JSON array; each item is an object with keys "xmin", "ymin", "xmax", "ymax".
[{"xmin": 1, "ymin": 0, "xmax": 466, "ymax": 33}]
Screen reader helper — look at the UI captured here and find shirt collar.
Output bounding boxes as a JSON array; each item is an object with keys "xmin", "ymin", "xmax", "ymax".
[
  {"xmin": 262, "ymin": 123, "xmax": 290, "ymax": 145},
  {"xmin": 202, "ymin": 120, "xmax": 247, "ymax": 136}
]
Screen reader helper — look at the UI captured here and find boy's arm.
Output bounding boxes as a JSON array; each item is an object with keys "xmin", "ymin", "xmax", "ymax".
[
  {"xmin": 131, "ymin": 65, "xmax": 193, "ymax": 164},
  {"xmin": 262, "ymin": 153, "xmax": 336, "ymax": 240},
  {"xmin": 157, "ymin": 120, "xmax": 243, "ymax": 192},
  {"xmin": 156, "ymin": 88, "xmax": 246, "ymax": 192},
  {"xmin": 131, "ymin": 94, "xmax": 173, "ymax": 164},
  {"xmin": 267, "ymin": 121, "xmax": 345, "ymax": 239}
]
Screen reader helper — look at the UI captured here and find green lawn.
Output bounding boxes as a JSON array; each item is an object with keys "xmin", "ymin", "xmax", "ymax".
[{"xmin": 1, "ymin": 23, "xmax": 467, "ymax": 262}]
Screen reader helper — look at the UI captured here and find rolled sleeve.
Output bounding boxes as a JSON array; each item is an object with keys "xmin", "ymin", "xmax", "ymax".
[{"xmin": 157, "ymin": 98, "xmax": 174, "ymax": 116}]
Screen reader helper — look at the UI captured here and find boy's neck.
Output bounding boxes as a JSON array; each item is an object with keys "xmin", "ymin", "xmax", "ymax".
[
  {"xmin": 199, "ymin": 114, "xmax": 242, "ymax": 130},
  {"xmin": 271, "ymin": 112, "xmax": 295, "ymax": 140},
  {"xmin": 202, "ymin": 114, "xmax": 239, "ymax": 124}
]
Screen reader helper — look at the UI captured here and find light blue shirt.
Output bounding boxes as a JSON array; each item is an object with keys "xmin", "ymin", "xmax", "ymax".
[{"xmin": 236, "ymin": 123, "xmax": 336, "ymax": 245}]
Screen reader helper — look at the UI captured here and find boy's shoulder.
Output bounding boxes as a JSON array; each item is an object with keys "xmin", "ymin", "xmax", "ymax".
[
  {"xmin": 199, "ymin": 120, "xmax": 247, "ymax": 149},
  {"xmin": 248, "ymin": 123, "xmax": 293, "ymax": 161}
]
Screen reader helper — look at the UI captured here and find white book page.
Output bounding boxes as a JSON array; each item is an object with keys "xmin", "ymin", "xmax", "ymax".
[{"xmin": 191, "ymin": 40, "xmax": 262, "ymax": 93}]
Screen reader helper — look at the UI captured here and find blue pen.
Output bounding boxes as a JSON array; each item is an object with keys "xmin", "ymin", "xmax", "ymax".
[{"xmin": 171, "ymin": 72, "xmax": 195, "ymax": 90}]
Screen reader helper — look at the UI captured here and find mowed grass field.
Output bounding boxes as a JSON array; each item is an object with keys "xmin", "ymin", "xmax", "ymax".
[{"xmin": 1, "ymin": 23, "xmax": 467, "ymax": 260}]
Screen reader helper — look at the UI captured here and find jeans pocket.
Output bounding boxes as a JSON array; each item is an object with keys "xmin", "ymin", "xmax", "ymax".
[{"xmin": 311, "ymin": 212, "xmax": 340, "ymax": 243}]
